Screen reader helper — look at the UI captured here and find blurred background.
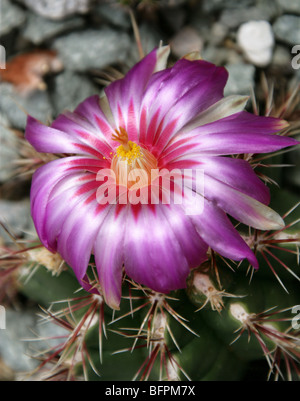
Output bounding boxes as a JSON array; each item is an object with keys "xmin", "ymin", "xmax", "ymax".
[{"xmin": 0, "ymin": 0, "xmax": 299, "ymax": 380}]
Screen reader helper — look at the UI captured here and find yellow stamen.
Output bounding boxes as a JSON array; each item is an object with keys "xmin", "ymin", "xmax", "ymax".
[
  {"xmin": 116, "ymin": 141, "xmax": 143, "ymax": 165},
  {"xmin": 110, "ymin": 127, "xmax": 158, "ymax": 189}
]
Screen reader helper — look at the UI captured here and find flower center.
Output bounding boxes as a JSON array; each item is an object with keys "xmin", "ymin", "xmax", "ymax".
[
  {"xmin": 116, "ymin": 141, "xmax": 143, "ymax": 165},
  {"xmin": 111, "ymin": 127, "xmax": 158, "ymax": 188}
]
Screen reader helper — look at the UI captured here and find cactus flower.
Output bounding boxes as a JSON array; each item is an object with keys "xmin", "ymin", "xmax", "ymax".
[{"xmin": 25, "ymin": 46, "xmax": 298, "ymax": 309}]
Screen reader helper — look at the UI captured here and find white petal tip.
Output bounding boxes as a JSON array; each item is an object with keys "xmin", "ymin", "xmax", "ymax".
[{"xmin": 261, "ymin": 212, "xmax": 285, "ymax": 231}]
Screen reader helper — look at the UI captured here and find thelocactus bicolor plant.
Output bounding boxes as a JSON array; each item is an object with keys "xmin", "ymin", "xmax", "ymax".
[{"xmin": 25, "ymin": 46, "xmax": 298, "ymax": 310}]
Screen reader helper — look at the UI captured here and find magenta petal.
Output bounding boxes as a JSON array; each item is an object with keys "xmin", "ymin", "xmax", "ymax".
[
  {"xmin": 190, "ymin": 111, "xmax": 289, "ymax": 136},
  {"xmin": 191, "ymin": 199, "xmax": 258, "ymax": 268},
  {"xmin": 153, "ymin": 61, "xmax": 228, "ymax": 152},
  {"xmin": 123, "ymin": 205, "xmax": 193, "ymax": 293},
  {"xmin": 94, "ymin": 206, "xmax": 127, "ymax": 309},
  {"xmin": 202, "ymin": 156, "xmax": 270, "ymax": 204},
  {"xmin": 141, "ymin": 59, "xmax": 228, "ymax": 150},
  {"xmin": 25, "ymin": 47, "xmax": 300, "ymax": 306},
  {"xmin": 160, "ymin": 111, "xmax": 296, "ymax": 162},
  {"xmin": 105, "ymin": 47, "xmax": 169, "ymax": 142},
  {"xmin": 176, "ymin": 156, "xmax": 270, "ymax": 205},
  {"xmin": 30, "ymin": 157, "xmax": 83, "ymax": 248},
  {"xmin": 56, "ymin": 197, "xmax": 111, "ymax": 282},
  {"xmin": 30, "ymin": 156, "xmax": 104, "ymax": 248},
  {"xmin": 160, "ymin": 204, "xmax": 209, "ymax": 268},
  {"xmin": 31, "ymin": 157, "xmax": 115, "ymax": 284},
  {"xmin": 74, "ymin": 95, "xmax": 116, "ymax": 145},
  {"xmin": 203, "ymin": 174, "xmax": 284, "ymax": 230},
  {"xmin": 52, "ymin": 113, "xmax": 114, "ymax": 159},
  {"xmin": 25, "ymin": 116, "xmax": 94, "ymax": 155}
]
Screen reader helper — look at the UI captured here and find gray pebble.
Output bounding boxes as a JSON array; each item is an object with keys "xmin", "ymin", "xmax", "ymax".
[
  {"xmin": 93, "ymin": 3, "xmax": 131, "ymax": 30},
  {"xmin": 0, "ymin": 308, "xmax": 69, "ymax": 372},
  {"xmin": 209, "ymin": 22, "xmax": 229, "ymax": 46},
  {"xmin": 18, "ymin": 0, "xmax": 92, "ymax": 20},
  {"xmin": 202, "ymin": 46, "xmax": 243, "ymax": 66},
  {"xmin": 201, "ymin": 0, "xmax": 254, "ymax": 13},
  {"xmin": 0, "ymin": 199, "xmax": 35, "ymax": 242},
  {"xmin": 0, "ymin": 113, "xmax": 19, "ymax": 182},
  {"xmin": 0, "ymin": 83, "xmax": 53, "ymax": 129},
  {"xmin": 171, "ymin": 26, "xmax": 204, "ymax": 59},
  {"xmin": 273, "ymin": 15, "xmax": 300, "ymax": 45},
  {"xmin": 276, "ymin": 0, "xmax": 300, "ymax": 15},
  {"xmin": 22, "ymin": 12, "xmax": 85, "ymax": 45},
  {"xmin": 0, "ymin": 309, "xmax": 38, "ymax": 371},
  {"xmin": 53, "ymin": 28, "xmax": 131, "ymax": 72},
  {"xmin": 51, "ymin": 70, "xmax": 99, "ymax": 116},
  {"xmin": 220, "ymin": 5, "xmax": 279, "ymax": 29},
  {"xmin": 224, "ymin": 63, "xmax": 256, "ymax": 96},
  {"xmin": 272, "ymin": 45, "xmax": 294, "ymax": 72},
  {"xmin": 0, "ymin": 0, "xmax": 26, "ymax": 36}
]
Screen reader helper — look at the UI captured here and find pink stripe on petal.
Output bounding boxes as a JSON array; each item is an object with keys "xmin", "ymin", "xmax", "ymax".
[
  {"xmin": 94, "ymin": 113, "xmax": 114, "ymax": 140},
  {"xmin": 105, "ymin": 47, "xmax": 169, "ymax": 140},
  {"xmin": 142, "ymin": 59, "xmax": 228, "ymax": 151},
  {"xmin": 73, "ymin": 143, "xmax": 105, "ymax": 159},
  {"xmin": 153, "ymin": 117, "xmax": 179, "ymax": 150},
  {"xmin": 25, "ymin": 116, "xmax": 91, "ymax": 155},
  {"xmin": 158, "ymin": 140, "xmax": 195, "ymax": 167},
  {"xmin": 76, "ymin": 130, "xmax": 113, "ymax": 158},
  {"xmin": 143, "ymin": 107, "xmax": 161, "ymax": 148},
  {"xmin": 52, "ymin": 112, "xmax": 114, "ymax": 156},
  {"xmin": 74, "ymin": 95, "xmax": 116, "ymax": 142},
  {"xmin": 138, "ymin": 107, "xmax": 148, "ymax": 145},
  {"xmin": 73, "ymin": 180, "xmax": 100, "ymax": 197},
  {"xmin": 117, "ymin": 104, "xmax": 126, "ymax": 128},
  {"xmin": 127, "ymin": 98, "xmax": 139, "ymax": 142},
  {"xmin": 30, "ymin": 157, "xmax": 103, "ymax": 248},
  {"xmin": 65, "ymin": 157, "xmax": 108, "ymax": 171}
]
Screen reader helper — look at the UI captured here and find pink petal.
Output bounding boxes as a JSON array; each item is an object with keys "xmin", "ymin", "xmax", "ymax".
[
  {"xmin": 190, "ymin": 199, "xmax": 258, "ymax": 267},
  {"xmin": 165, "ymin": 156, "xmax": 270, "ymax": 205},
  {"xmin": 94, "ymin": 205, "xmax": 127, "ymax": 309},
  {"xmin": 25, "ymin": 116, "xmax": 96, "ymax": 156},
  {"xmin": 123, "ymin": 205, "xmax": 205, "ymax": 293},
  {"xmin": 141, "ymin": 59, "xmax": 228, "ymax": 151},
  {"xmin": 161, "ymin": 111, "xmax": 294, "ymax": 158},
  {"xmin": 105, "ymin": 46, "xmax": 170, "ymax": 143},
  {"xmin": 203, "ymin": 174, "xmax": 285, "ymax": 230}
]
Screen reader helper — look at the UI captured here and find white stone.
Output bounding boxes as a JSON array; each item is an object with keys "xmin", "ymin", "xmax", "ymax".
[{"xmin": 237, "ymin": 20, "xmax": 274, "ymax": 67}]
